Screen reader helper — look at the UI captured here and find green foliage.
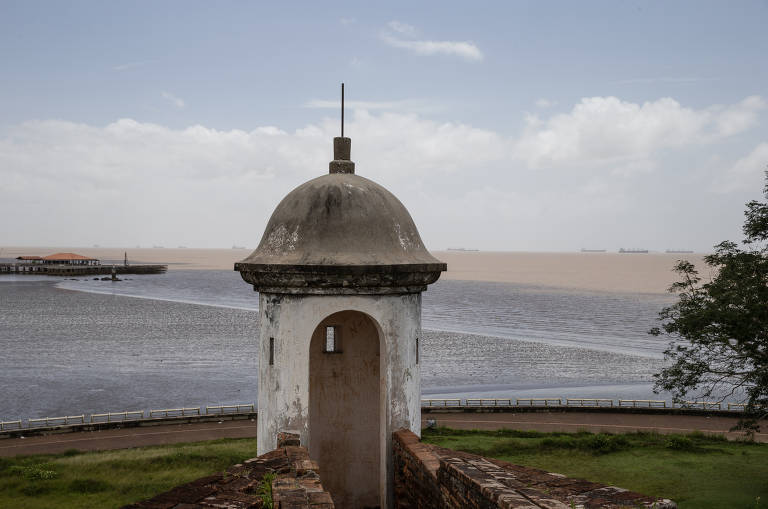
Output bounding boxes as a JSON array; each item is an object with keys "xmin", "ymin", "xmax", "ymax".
[
  {"xmin": 68, "ymin": 478, "xmax": 112, "ymax": 493},
  {"xmin": 8, "ymin": 464, "xmax": 58, "ymax": 480},
  {"xmin": 258, "ymin": 472, "xmax": 275, "ymax": 509},
  {"xmin": 0, "ymin": 437, "xmax": 260, "ymax": 509},
  {"xmin": 651, "ymin": 172, "xmax": 768, "ymax": 426},
  {"xmin": 665, "ymin": 435, "xmax": 694, "ymax": 450}
]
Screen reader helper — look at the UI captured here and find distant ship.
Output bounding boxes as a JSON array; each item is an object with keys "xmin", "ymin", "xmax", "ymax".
[
  {"xmin": 232, "ymin": 245, "xmax": 246, "ymax": 249},
  {"xmin": 619, "ymin": 248, "xmax": 648, "ymax": 254},
  {"xmin": 665, "ymin": 249, "xmax": 693, "ymax": 253},
  {"xmin": 580, "ymin": 248, "xmax": 606, "ymax": 253},
  {"xmin": 446, "ymin": 248, "xmax": 479, "ymax": 252}
]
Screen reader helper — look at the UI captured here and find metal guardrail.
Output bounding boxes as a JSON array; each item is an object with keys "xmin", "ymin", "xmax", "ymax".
[
  {"xmin": 566, "ymin": 398, "xmax": 614, "ymax": 407},
  {"xmin": 422, "ymin": 399, "xmax": 462, "ymax": 407},
  {"xmin": 465, "ymin": 398, "xmax": 513, "ymax": 407},
  {"xmin": 618, "ymin": 399, "xmax": 667, "ymax": 408},
  {"xmin": 678, "ymin": 401, "xmax": 722, "ymax": 410},
  {"xmin": 28, "ymin": 415, "xmax": 85, "ymax": 427},
  {"xmin": 149, "ymin": 407, "xmax": 201, "ymax": 418},
  {"xmin": 205, "ymin": 404, "xmax": 256, "ymax": 415},
  {"xmin": 90, "ymin": 411, "xmax": 144, "ymax": 423},
  {"xmin": 0, "ymin": 420, "xmax": 22, "ymax": 431},
  {"xmin": 517, "ymin": 398, "xmax": 562, "ymax": 407},
  {"xmin": 421, "ymin": 397, "xmax": 750, "ymax": 411},
  {"xmin": 0, "ymin": 402, "xmax": 257, "ymax": 431}
]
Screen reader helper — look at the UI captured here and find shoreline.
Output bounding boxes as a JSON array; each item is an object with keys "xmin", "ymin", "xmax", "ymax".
[{"xmin": 0, "ymin": 246, "xmax": 708, "ymax": 295}]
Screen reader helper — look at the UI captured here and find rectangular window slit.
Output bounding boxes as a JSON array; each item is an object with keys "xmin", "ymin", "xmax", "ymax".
[
  {"xmin": 416, "ymin": 337, "xmax": 419, "ymax": 364},
  {"xmin": 325, "ymin": 326, "xmax": 337, "ymax": 353},
  {"xmin": 269, "ymin": 337, "xmax": 274, "ymax": 365}
]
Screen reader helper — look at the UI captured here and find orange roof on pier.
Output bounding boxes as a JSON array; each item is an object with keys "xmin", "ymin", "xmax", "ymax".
[{"xmin": 42, "ymin": 253, "xmax": 98, "ymax": 261}]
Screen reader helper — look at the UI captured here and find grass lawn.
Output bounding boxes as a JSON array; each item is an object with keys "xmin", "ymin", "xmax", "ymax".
[
  {"xmin": 0, "ymin": 437, "xmax": 259, "ymax": 509},
  {"xmin": 422, "ymin": 427, "xmax": 768, "ymax": 509}
]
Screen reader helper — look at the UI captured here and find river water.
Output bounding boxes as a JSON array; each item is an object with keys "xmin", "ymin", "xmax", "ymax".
[{"xmin": 0, "ymin": 270, "xmax": 674, "ymax": 421}]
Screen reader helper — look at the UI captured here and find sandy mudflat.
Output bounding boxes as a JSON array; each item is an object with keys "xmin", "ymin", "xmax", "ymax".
[{"xmin": 1, "ymin": 246, "xmax": 708, "ymax": 295}]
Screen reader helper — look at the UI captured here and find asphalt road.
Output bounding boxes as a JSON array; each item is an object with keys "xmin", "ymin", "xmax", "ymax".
[
  {"xmin": 0, "ymin": 419, "xmax": 259, "ymax": 457},
  {"xmin": 1, "ymin": 411, "xmax": 764, "ymax": 457}
]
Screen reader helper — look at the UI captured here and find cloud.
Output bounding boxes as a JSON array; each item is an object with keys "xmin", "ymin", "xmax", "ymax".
[
  {"xmin": 0, "ymin": 95, "xmax": 764, "ymax": 249},
  {"xmin": 387, "ymin": 20, "xmax": 415, "ymax": 35},
  {"xmin": 535, "ymin": 98, "xmax": 557, "ymax": 108},
  {"xmin": 715, "ymin": 142, "xmax": 768, "ymax": 193},
  {"xmin": 162, "ymin": 91, "xmax": 186, "ymax": 109},
  {"xmin": 380, "ymin": 21, "xmax": 483, "ymax": 61},
  {"xmin": 339, "ymin": 17, "xmax": 356, "ymax": 25},
  {"xmin": 515, "ymin": 95, "xmax": 766, "ymax": 169}
]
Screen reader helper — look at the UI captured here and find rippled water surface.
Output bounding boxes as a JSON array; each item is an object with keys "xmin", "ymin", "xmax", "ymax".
[{"xmin": 0, "ymin": 271, "xmax": 675, "ymax": 420}]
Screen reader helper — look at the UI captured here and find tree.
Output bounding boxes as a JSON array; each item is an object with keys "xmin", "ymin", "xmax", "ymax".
[{"xmin": 651, "ymin": 173, "xmax": 768, "ymax": 429}]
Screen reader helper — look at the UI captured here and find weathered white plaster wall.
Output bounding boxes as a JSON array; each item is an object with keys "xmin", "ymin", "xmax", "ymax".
[{"xmin": 257, "ymin": 292, "xmax": 422, "ymax": 509}]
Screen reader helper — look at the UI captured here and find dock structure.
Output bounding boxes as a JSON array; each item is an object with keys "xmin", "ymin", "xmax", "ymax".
[
  {"xmin": 0, "ymin": 263, "xmax": 167, "ymax": 276},
  {"xmin": 0, "ymin": 252, "xmax": 166, "ymax": 276}
]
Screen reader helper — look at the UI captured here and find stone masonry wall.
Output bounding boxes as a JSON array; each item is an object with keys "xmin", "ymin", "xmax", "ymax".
[
  {"xmin": 124, "ymin": 432, "xmax": 334, "ymax": 509},
  {"xmin": 393, "ymin": 429, "xmax": 676, "ymax": 509}
]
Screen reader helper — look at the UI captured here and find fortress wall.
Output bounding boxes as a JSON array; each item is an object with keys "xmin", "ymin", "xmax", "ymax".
[{"xmin": 393, "ymin": 429, "xmax": 676, "ymax": 509}]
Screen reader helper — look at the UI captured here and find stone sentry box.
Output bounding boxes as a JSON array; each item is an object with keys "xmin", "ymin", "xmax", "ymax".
[{"xmin": 235, "ymin": 134, "xmax": 446, "ymax": 509}]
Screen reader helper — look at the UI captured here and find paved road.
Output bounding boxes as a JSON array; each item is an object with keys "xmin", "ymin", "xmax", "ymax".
[
  {"xmin": 1, "ymin": 412, "xmax": 764, "ymax": 457},
  {"xmin": 0, "ymin": 419, "xmax": 259, "ymax": 457},
  {"xmin": 421, "ymin": 411, "xmax": 768, "ymax": 442}
]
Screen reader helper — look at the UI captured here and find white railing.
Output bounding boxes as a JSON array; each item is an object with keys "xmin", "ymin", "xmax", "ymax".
[
  {"xmin": 205, "ymin": 404, "xmax": 256, "ymax": 415},
  {"xmin": 422, "ymin": 398, "xmax": 462, "ymax": 407},
  {"xmin": 90, "ymin": 411, "xmax": 144, "ymax": 423},
  {"xmin": 516, "ymin": 398, "xmax": 562, "ymax": 407},
  {"xmin": 465, "ymin": 398, "xmax": 514, "ymax": 407},
  {"xmin": 566, "ymin": 398, "xmax": 614, "ymax": 407},
  {"xmin": 678, "ymin": 401, "xmax": 722, "ymax": 410},
  {"xmin": 149, "ymin": 407, "xmax": 200, "ymax": 418},
  {"xmin": 0, "ymin": 403, "xmax": 257, "ymax": 432},
  {"xmin": 28, "ymin": 415, "xmax": 85, "ymax": 427},
  {"xmin": 618, "ymin": 399, "xmax": 667, "ymax": 408},
  {"xmin": 0, "ymin": 420, "xmax": 22, "ymax": 431}
]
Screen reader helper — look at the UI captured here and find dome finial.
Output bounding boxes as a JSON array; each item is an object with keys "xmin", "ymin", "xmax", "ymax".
[{"xmin": 330, "ymin": 83, "xmax": 355, "ymax": 174}]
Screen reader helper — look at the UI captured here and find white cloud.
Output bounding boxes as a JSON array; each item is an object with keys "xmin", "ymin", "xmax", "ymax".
[
  {"xmin": 382, "ymin": 35, "xmax": 483, "ymax": 61},
  {"xmin": 162, "ymin": 91, "xmax": 186, "ymax": 109},
  {"xmin": 339, "ymin": 17, "xmax": 356, "ymax": 25},
  {"xmin": 387, "ymin": 20, "xmax": 415, "ymax": 36},
  {"xmin": 0, "ymin": 94, "xmax": 764, "ymax": 249},
  {"xmin": 380, "ymin": 21, "xmax": 483, "ymax": 61},
  {"xmin": 535, "ymin": 98, "xmax": 557, "ymax": 108},
  {"xmin": 715, "ymin": 142, "xmax": 768, "ymax": 193},
  {"xmin": 515, "ymin": 96, "xmax": 766, "ymax": 169}
]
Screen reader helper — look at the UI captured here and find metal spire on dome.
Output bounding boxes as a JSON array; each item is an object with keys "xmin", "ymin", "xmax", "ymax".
[{"xmin": 330, "ymin": 82, "xmax": 355, "ymax": 174}]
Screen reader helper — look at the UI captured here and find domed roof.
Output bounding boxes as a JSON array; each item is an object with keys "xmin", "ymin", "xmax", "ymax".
[{"xmin": 235, "ymin": 136, "xmax": 446, "ymax": 294}]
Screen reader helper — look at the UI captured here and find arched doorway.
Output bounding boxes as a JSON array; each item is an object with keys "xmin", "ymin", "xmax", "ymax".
[{"xmin": 309, "ymin": 310, "xmax": 382, "ymax": 509}]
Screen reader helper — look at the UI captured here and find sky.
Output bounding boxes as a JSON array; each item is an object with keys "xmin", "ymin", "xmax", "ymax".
[{"xmin": 1, "ymin": 1, "xmax": 767, "ymax": 252}]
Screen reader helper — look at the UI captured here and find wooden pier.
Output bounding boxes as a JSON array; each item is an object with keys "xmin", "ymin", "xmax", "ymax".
[{"xmin": 0, "ymin": 263, "xmax": 167, "ymax": 276}]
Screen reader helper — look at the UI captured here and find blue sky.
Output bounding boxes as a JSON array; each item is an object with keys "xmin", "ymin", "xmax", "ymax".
[{"xmin": 1, "ymin": 1, "xmax": 767, "ymax": 251}]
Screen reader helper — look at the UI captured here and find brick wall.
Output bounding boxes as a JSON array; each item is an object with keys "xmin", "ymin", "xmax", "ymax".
[{"xmin": 393, "ymin": 429, "xmax": 676, "ymax": 509}]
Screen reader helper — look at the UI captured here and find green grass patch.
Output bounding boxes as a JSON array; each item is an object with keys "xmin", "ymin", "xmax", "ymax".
[
  {"xmin": 422, "ymin": 427, "xmax": 767, "ymax": 509},
  {"xmin": 0, "ymin": 437, "xmax": 260, "ymax": 509}
]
